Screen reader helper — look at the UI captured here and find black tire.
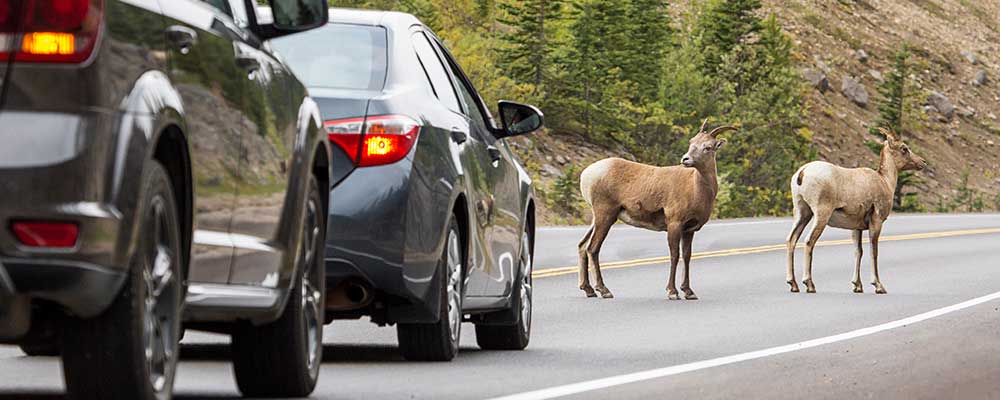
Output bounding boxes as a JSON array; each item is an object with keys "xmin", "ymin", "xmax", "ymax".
[
  {"xmin": 397, "ymin": 217, "xmax": 464, "ymax": 361},
  {"xmin": 62, "ymin": 161, "xmax": 184, "ymax": 400},
  {"xmin": 475, "ymin": 224, "xmax": 532, "ymax": 350},
  {"xmin": 231, "ymin": 175, "xmax": 326, "ymax": 397}
]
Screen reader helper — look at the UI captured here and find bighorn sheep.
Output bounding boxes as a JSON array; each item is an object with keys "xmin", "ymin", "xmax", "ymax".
[
  {"xmin": 786, "ymin": 127, "xmax": 926, "ymax": 294},
  {"xmin": 577, "ymin": 120, "xmax": 737, "ymax": 299}
]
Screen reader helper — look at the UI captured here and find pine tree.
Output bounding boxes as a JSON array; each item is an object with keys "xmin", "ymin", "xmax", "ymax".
[
  {"xmin": 869, "ymin": 45, "xmax": 920, "ymax": 211},
  {"xmin": 693, "ymin": 0, "xmax": 762, "ymax": 74},
  {"xmin": 621, "ymin": 0, "xmax": 672, "ymax": 102},
  {"xmin": 497, "ymin": 0, "xmax": 562, "ymax": 87}
]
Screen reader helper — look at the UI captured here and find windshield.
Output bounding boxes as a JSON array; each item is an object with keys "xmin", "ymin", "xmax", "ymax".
[{"xmin": 271, "ymin": 23, "xmax": 388, "ymax": 91}]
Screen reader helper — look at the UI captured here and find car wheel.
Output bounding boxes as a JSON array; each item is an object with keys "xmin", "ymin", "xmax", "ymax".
[
  {"xmin": 397, "ymin": 217, "xmax": 464, "ymax": 361},
  {"xmin": 62, "ymin": 161, "xmax": 183, "ymax": 400},
  {"xmin": 475, "ymin": 225, "xmax": 532, "ymax": 350},
  {"xmin": 231, "ymin": 175, "xmax": 325, "ymax": 397}
]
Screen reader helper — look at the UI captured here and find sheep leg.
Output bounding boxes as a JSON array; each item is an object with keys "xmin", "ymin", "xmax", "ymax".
[
  {"xmin": 587, "ymin": 211, "xmax": 617, "ymax": 299},
  {"xmin": 851, "ymin": 229, "xmax": 864, "ymax": 293},
  {"xmin": 577, "ymin": 223, "xmax": 597, "ymax": 297},
  {"xmin": 786, "ymin": 206, "xmax": 813, "ymax": 293},
  {"xmin": 803, "ymin": 209, "xmax": 831, "ymax": 293},
  {"xmin": 666, "ymin": 224, "xmax": 682, "ymax": 300},
  {"xmin": 869, "ymin": 218, "xmax": 887, "ymax": 294},
  {"xmin": 680, "ymin": 230, "xmax": 697, "ymax": 300}
]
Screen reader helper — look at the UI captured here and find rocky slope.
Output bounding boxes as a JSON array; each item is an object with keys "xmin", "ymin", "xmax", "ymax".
[{"xmin": 515, "ymin": 0, "xmax": 1000, "ymax": 225}]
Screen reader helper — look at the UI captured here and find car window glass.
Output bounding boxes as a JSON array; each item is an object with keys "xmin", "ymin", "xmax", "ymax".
[
  {"xmin": 411, "ymin": 32, "xmax": 461, "ymax": 113},
  {"xmin": 272, "ymin": 24, "xmax": 388, "ymax": 90},
  {"xmin": 200, "ymin": 0, "xmax": 233, "ymax": 17},
  {"xmin": 451, "ymin": 72, "xmax": 490, "ymax": 139}
]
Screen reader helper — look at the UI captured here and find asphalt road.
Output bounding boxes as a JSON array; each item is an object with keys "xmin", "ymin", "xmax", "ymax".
[{"xmin": 2, "ymin": 213, "xmax": 1000, "ymax": 399}]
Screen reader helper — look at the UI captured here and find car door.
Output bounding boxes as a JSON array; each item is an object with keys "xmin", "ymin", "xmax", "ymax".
[
  {"xmin": 431, "ymin": 38, "xmax": 522, "ymax": 297},
  {"xmin": 160, "ymin": 0, "xmax": 249, "ymax": 284},
  {"xmin": 410, "ymin": 29, "xmax": 492, "ymax": 297},
  {"xmin": 227, "ymin": 1, "xmax": 295, "ymax": 287}
]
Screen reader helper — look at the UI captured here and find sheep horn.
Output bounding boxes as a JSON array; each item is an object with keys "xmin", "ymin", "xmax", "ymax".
[
  {"xmin": 707, "ymin": 125, "xmax": 738, "ymax": 137},
  {"xmin": 878, "ymin": 127, "xmax": 900, "ymax": 141},
  {"xmin": 698, "ymin": 118, "xmax": 709, "ymax": 133}
]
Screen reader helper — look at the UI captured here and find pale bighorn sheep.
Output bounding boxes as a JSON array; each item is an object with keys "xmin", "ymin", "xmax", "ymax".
[
  {"xmin": 577, "ymin": 120, "xmax": 737, "ymax": 299},
  {"xmin": 786, "ymin": 127, "xmax": 926, "ymax": 294}
]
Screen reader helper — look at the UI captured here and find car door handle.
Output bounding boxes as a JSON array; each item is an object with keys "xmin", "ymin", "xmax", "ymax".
[
  {"xmin": 235, "ymin": 53, "xmax": 260, "ymax": 72},
  {"xmin": 450, "ymin": 129, "xmax": 466, "ymax": 144},
  {"xmin": 165, "ymin": 25, "xmax": 197, "ymax": 54},
  {"xmin": 486, "ymin": 145, "xmax": 502, "ymax": 163}
]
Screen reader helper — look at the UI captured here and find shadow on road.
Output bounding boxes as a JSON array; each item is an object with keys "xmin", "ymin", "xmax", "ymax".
[
  {"xmin": 181, "ymin": 342, "xmax": 487, "ymax": 364},
  {"xmin": 0, "ymin": 393, "xmax": 240, "ymax": 400}
]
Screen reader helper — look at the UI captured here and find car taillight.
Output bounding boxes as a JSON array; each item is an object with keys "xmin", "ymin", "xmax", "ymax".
[
  {"xmin": 11, "ymin": 221, "xmax": 79, "ymax": 248},
  {"xmin": 324, "ymin": 115, "xmax": 420, "ymax": 167},
  {"xmin": 0, "ymin": 0, "xmax": 103, "ymax": 63}
]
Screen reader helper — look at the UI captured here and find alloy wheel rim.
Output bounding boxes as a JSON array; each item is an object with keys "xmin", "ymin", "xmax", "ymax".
[
  {"xmin": 520, "ymin": 234, "xmax": 532, "ymax": 335},
  {"xmin": 301, "ymin": 198, "xmax": 323, "ymax": 378},
  {"xmin": 142, "ymin": 197, "xmax": 178, "ymax": 393},
  {"xmin": 446, "ymin": 229, "xmax": 462, "ymax": 345}
]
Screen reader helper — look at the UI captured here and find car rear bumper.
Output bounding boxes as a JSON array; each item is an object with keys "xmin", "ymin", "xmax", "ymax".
[
  {"xmin": 0, "ymin": 110, "xmax": 133, "ymax": 337},
  {"xmin": 325, "ymin": 159, "xmax": 440, "ymax": 323}
]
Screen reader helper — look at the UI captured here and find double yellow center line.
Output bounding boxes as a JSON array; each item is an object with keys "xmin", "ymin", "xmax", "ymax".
[{"xmin": 532, "ymin": 227, "xmax": 1000, "ymax": 279}]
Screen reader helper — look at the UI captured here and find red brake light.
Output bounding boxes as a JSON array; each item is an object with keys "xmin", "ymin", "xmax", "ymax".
[
  {"xmin": 325, "ymin": 115, "xmax": 421, "ymax": 167},
  {"xmin": 0, "ymin": 0, "xmax": 103, "ymax": 63},
  {"xmin": 11, "ymin": 221, "xmax": 79, "ymax": 248}
]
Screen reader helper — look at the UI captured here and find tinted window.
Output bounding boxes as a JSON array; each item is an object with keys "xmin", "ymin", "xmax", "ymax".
[
  {"xmin": 452, "ymin": 73, "xmax": 490, "ymax": 136},
  {"xmin": 271, "ymin": 24, "xmax": 388, "ymax": 91},
  {"xmin": 412, "ymin": 32, "xmax": 461, "ymax": 112},
  {"xmin": 200, "ymin": 0, "xmax": 232, "ymax": 16}
]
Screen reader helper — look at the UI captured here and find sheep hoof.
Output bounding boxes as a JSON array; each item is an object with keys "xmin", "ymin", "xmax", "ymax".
[
  {"xmin": 803, "ymin": 279, "xmax": 816, "ymax": 293},
  {"xmin": 787, "ymin": 280, "xmax": 799, "ymax": 293},
  {"xmin": 852, "ymin": 282, "xmax": 864, "ymax": 293},
  {"xmin": 600, "ymin": 291, "xmax": 614, "ymax": 299},
  {"xmin": 684, "ymin": 292, "xmax": 699, "ymax": 300},
  {"xmin": 667, "ymin": 292, "xmax": 680, "ymax": 300},
  {"xmin": 872, "ymin": 282, "xmax": 887, "ymax": 294},
  {"xmin": 581, "ymin": 286, "xmax": 597, "ymax": 298}
]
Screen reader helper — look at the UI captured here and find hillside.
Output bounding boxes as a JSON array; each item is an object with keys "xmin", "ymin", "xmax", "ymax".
[{"xmin": 514, "ymin": 0, "xmax": 1000, "ymax": 224}]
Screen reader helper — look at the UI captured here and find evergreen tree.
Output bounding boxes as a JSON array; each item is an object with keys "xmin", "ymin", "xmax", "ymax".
[
  {"xmin": 497, "ymin": 0, "xmax": 562, "ymax": 87},
  {"xmin": 621, "ymin": 0, "xmax": 672, "ymax": 102},
  {"xmin": 869, "ymin": 45, "xmax": 920, "ymax": 211},
  {"xmin": 693, "ymin": 0, "xmax": 762, "ymax": 74}
]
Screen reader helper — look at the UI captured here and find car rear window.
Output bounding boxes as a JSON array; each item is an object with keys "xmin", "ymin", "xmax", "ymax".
[{"xmin": 271, "ymin": 24, "xmax": 388, "ymax": 91}]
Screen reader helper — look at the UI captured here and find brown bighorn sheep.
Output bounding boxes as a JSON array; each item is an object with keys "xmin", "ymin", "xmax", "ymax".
[
  {"xmin": 577, "ymin": 120, "xmax": 738, "ymax": 299},
  {"xmin": 786, "ymin": 127, "xmax": 926, "ymax": 294}
]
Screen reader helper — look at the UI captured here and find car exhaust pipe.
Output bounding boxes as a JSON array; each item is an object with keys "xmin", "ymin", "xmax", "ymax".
[{"xmin": 325, "ymin": 280, "xmax": 373, "ymax": 311}]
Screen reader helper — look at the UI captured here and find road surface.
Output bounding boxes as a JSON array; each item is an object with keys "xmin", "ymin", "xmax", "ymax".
[{"xmin": 2, "ymin": 214, "xmax": 1000, "ymax": 399}]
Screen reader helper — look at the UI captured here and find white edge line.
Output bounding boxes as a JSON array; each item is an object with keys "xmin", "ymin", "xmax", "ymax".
[
  {"xmin": 486, "ymin": 290, "xmax": 1000, "ymax": 400},
  {"xmin": 536, "ymin": 214, "xmax": 1000, "ymax": 232}
]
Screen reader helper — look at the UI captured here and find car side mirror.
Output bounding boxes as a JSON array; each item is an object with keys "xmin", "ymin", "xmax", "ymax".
[
  {"xmin": 497, "ymin": 101, "xmax": 544, "ymax": 138},
  {"xmin": 252, "ymin": 0, "xmax": 328, "ymax": 40}
]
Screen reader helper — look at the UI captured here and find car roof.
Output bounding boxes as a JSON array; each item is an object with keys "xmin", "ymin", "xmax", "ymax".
[
  {"xmin": 254, "ymin": 7, "xmax": 421, "ymax": 29},
  {"xmin": 329, "ymin": 8, "xmax": 420, "ymax": 29}
]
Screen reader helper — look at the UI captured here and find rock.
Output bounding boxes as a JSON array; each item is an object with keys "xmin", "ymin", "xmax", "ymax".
[
  {"xmin": 541, "ymin": 163, "xmax": 561, "ymax": 177},
  {"xmin": 856, "ymin": 49, "xmax": 869, "ymax": 63},
  {"xmin": 868, "ymin": 69, "xmax": 884, "ymax": 83},
  {"xmin": 803, "ymin": 69, "xmax": 830, "ymax": 92},
  {"xmin": 972, "ymin": 70, "xmax": 987, "ymax": 86},
  {"xmin": 989, "ymin": 113, "xmax": 997, "ymax": 120},
  {"xmin": 994, "ymin": 178, "xmax": 1000, "ymax": 185},
  {"xmin": 961, "ymin": 50, "xmax": 978, "ymax": 64},
  {"xmin": 813, "ymin": 55, "xmax": 831, "ymax": 73},
  {"xmin": 959, "ymin": 107, "xmax": 976, "ymax": 118},
  {"xmin": 926, "ymin": 91, "xmax": 955, "ymax": 120},
  {"xmin": 545, "ymin": 156, "xmax": 553, "ymax": 162},
  {"xmin": 555, "ymin": 155, "xmax": 567, "ymax": 165},
  {"xmin": 988, "ymin": 140, "xmax": 995, "ymax": 146},
  {"xmin": 840, "ymin": 76, "xmax": 869, "ymax": 107}
]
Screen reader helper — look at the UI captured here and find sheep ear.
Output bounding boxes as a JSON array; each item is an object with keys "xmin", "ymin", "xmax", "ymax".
[
  {"xmin": 708, "ymin": 125, "xmax": 738, "ymax": 137},
  {"xmin": 715, "ymin": 138, "xmax": 728, "ymax": 149}
]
